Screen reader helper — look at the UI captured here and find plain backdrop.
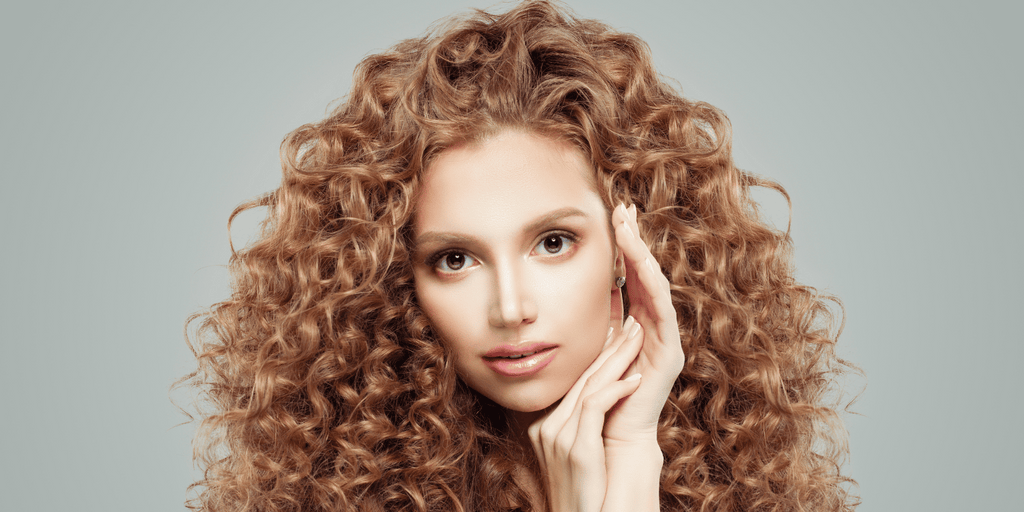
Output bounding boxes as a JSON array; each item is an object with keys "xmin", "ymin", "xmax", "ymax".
[{"xmin": 1, "ymin": 1, "xmax": 1020, "ymax": 510}]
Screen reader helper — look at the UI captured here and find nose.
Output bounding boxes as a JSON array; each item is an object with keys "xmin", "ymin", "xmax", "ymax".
[{"xmin": 488, "ymin": 260, "xmax": 538, "ymax": 328}]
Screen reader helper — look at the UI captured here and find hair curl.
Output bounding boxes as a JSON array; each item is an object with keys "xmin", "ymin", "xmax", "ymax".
[{"xmin": 184, "ymin": 1, "xmax": 857, "ymax": 510}]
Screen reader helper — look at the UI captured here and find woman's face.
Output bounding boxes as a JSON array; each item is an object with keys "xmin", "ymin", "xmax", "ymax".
[{"xmin": 413, "ymin": 130, "xmax": 618, "ymax": 413}]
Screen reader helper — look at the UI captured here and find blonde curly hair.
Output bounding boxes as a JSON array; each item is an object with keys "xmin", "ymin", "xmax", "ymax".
[{"xmin": 184, "ymin": 1, "xmax": 857, "ymax": 510}]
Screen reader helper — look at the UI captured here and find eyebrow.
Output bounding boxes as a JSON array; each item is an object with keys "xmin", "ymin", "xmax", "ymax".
[{"xmin": 414, "ymin": 207, "xmax": 590, "ymax": 249}]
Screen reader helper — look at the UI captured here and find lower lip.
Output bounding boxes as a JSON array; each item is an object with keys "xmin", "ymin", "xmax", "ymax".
[{"xmin": 483, "ymin": 348, "xmax": 557, "ymax": 377}]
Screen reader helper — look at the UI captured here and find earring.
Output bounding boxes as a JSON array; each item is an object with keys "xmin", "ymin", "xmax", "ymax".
[{"xmin": 615, "ymin": 276, "xmax": 626, "ymax": 288}]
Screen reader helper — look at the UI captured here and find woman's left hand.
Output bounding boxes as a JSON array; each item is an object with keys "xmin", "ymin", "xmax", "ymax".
[{"xmin": 603, "ymin": 203, "xmax": 685, "ymax": 446}]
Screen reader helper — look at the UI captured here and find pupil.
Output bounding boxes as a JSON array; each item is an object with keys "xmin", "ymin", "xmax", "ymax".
[
  {"xmin": 544, "ymin": 236, "xmax": 562, "ymax": 253},
  {"xmin": 446, "ymin": 253, "xmax": 464, "ymax": 270}
]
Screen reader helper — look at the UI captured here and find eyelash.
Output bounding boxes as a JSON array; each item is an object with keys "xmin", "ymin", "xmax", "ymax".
[
  {"xmin": 534, "ymin": 231, "xmax": 578, "ymax": 256},
  {"xmin": 426, "ymin": 230, "xmax": 580, "ymax": 275}
]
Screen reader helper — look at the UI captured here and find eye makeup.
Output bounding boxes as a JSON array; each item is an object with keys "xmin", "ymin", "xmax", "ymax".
[{"xmin": 423, "ymin": 228, "xmax": 583, "ymax": 277}]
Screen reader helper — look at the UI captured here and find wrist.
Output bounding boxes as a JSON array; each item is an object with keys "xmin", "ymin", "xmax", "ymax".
[
  {"xmin": 604, "ymin": 437, "xmax": 663, "ymax": 461},
  {"xmin": 604, "ymin": 441, "xmax": 663, "ymax": 474},
  {"xmin": 602, "ymin": 441, "xmax": 663, "ymax": 512}
]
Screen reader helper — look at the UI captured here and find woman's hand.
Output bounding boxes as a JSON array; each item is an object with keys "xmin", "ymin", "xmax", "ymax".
[
  {"xmin": 527, "ymin": 315, "xmax": 647, "ymax": 512},
  {"xmin": 597, "ymin": 203, "xmax": 685, "ymax": 512},
  {"xmin": 527, "ymin": 203, "xmax": 683, "ymax": 512},
  {"xmin": 604, "ymin": 202, "xmax": 685, "ymax": 444}
]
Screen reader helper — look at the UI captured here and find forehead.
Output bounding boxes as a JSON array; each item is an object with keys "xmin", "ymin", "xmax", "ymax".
[{"xmin": 414, "ymin": 131, "xmax": 605, "ymax": 235}]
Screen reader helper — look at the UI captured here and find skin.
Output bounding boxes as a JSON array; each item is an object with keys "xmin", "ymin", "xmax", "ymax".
[
  {"xmin": 412, "ymin": 130, "xmax": 620, "ymax": 418},
  {"xmin": 413, "ymin": 130, "xmax": 685, "ymax": 511}
]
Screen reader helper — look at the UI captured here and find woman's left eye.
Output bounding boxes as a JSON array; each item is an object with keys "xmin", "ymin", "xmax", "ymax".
[{"xmin": 534, "ymin": 234, "xmax": 576, "ymax": 256}]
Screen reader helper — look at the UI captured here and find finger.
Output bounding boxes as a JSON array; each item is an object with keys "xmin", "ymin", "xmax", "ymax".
[
  {"xmin": 571, "ymin": 315, "xmax": 634, "ymax": 397},
  {"xmin": 637, "ymin": 257, "xmax": 676, "ymax": 324},
  {"xmin": 532, "ymin": 318, "xmax": 644, "ymax": 474},
  {"xmin": 559, "ymin": 370, "xmax": 643, "ymax": 464},
  {"xmin": 615, "ymin": 236, "xmax": 670, "ymax": 316},
  {"xmin": 600, "ymin": 313, "xmax": 632, "ymax": 355},
  {"xmin": 574, "ymin": 373, "xmax": 643, "ymax": 450},
  {"xmin": 582, "ymin": 317, "xmax": 639, "ymax": 396},
  {"xmin": 613, "ymin": 204, "xmax": 676, "ymax": 330},
  {"xmin": 628, "ymin": 205, "xmax": 672, "ymax": 297},
  {"xmin": 579, "ymin": 321, "xmax": 644, "ymax": 399},
  {"xmin": 546, "ymin": 316, "xmax": 635, "ymax": 429},
  {"xmin": 613, "ymin": 203, "xmax": 668, "ymax": 291}
]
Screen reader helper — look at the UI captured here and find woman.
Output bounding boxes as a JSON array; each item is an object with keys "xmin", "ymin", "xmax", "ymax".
[{"xmin": 186, "ymin": 1, "xmax": 855, "ymax": 511}]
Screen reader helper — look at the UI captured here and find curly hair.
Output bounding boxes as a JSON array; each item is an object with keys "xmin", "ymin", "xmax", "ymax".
[{"xmin": 184, "ymin": 1, "xmax": 857, "ymax": 510}]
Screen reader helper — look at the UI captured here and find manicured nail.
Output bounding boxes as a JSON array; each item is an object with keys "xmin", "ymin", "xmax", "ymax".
[
  {"xmin": 606, "ymin": 327, "xmax": 614, "ymax": 340},
  {"xmin": 645, "ymin": 258, "xmax": 654, "ymax": 273},
  {"xmin": 629, "ymin": 321, "xmax": 642, "ymax": 339},
  {"xmin": 625, "ymin": 373, "xmax": 642, "ymax": 382},
  {"xmin": 623, "ymin": 315, "xmax": 635, "ymax": 332},
  {"xmin": 622, "ymin": 221, "xmax": 634, "ymax": 239},
  {"xmin": 628, "ymin": 204, "xmax": 637, "ymax": 221}
]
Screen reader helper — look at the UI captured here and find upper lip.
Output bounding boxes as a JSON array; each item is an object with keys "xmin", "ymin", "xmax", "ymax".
[{"xmin": 483, "ymin": 342, "xmax": 558, "ymax": 358}]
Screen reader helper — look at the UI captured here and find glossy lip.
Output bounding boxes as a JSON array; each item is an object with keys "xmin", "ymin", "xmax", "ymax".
[{"xmin": 483, "ymin": 342, "xmax": 559, "ymax": 377}]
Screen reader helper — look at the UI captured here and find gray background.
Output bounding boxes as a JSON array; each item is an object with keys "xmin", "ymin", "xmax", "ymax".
[{"xmin": 1, "ymin": 1, "xmax": 1020, "ymax": 510}]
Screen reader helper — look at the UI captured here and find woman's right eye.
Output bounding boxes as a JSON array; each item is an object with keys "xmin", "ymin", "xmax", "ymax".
[{"xmin": 433, "ymin": 252, "xmax": 476, "ymax": 274}]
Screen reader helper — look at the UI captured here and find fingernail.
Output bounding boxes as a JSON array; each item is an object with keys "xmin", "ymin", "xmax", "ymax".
[
  {"xmin": 628, "ymin": 204, "xmax": 637, "ymax": 221},
  {"xmin": 629, "ymin": 321, "xmax": 642, "ymax": 339},
  {"xmin": 606, "ymin": 327, "xmax": 614, "ymax": 340},
  {"xmin": 625, "ymin": 373, "xmax": 642, "ymax": 382},
  {"xmin": 645, "ymin": 258, "xmax": 654, "ymax": 273},
  {"xmin": 622, "ymin": 221, "xmax": 634, "ymax": 239},
  {"xmin": 623, "ymin": 315, "xmax": 635, "ymax": 332}
]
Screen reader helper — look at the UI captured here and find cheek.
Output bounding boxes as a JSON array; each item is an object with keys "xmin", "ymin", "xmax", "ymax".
[
  {"xmin": 539, "ymin": 253, "xmax": 614, "ymax": 342},
  {"xmin": 416, "ymin": 283, "xmax": 497, "ymax": 400},
  {"xmin": 551, "ymin": 276, "xmax": 608, "ymax": 325},
  {"xmin": 414, "ymin": 275, "xmax": 489, "ymax": 361},
  {"xmin": 568, "ymin": 247, "xmax": 614, "ymax": 313}
]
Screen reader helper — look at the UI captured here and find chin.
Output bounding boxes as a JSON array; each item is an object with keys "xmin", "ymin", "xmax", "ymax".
[
  {"xmin": 498, "ymin": 396, "xmax": 556, "ymax": 413},
  {"xmin": 483, "ymin": 383, "xmax": 567, "ymax": 413},
  {"xmin": 459, "ymin": 370, "xmax": 577, "ymax": 415}
]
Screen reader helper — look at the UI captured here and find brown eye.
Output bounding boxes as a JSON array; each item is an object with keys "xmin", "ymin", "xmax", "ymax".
[
  {"xmin": 543, "ymin": 236, "xmax": 563, "ymax": 253},
  {"xmin": 445, "ymin": 253, "xmax": 465, "ymax": 270},
  {"xmin": 536, "ymin": 234, "xmax": 574, "ymax": 256},
  {"xmin": 434, "ymin": 251, "xmax": 475, "ymax": 274}
]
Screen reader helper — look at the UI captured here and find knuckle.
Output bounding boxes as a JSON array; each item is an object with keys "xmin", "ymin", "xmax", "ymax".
[
  {"xmin": 568, "ymin": 447, "xmax": 588, "ymax": 468},
  {"xmin": 553, "ymin": 434, "xmax": 573, "ymax": 456},
  {"xmin": 527, "ymin": 424, "xmax": 540, "ymax": 442},
  {"xmin": 539, "ymin": 425, "xmax": 557, "ymax": 444},
  {"xmin": 581, "ymin": 394, "xmax": 603, "ymax": 411}
]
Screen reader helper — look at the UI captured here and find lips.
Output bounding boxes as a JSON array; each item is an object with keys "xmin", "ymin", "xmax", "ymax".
[
  {"xmin": 483, "ymin": 342, "xmax": 558, "ymax": 377},
  {"xmin": 484, "ymin": 342, "xmax": 557, "ymax": 358}
]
